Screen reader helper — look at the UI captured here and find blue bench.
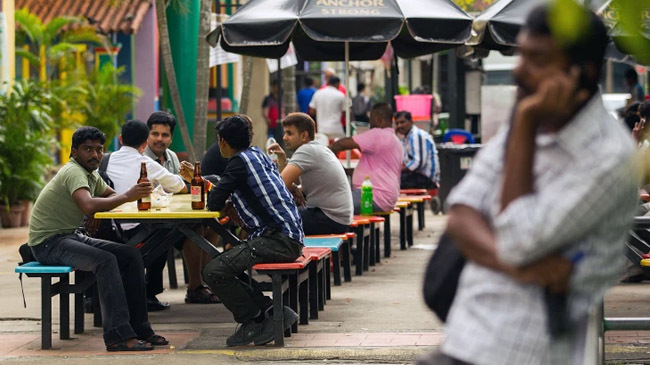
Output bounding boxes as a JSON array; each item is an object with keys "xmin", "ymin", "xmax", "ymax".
[
  {"xmin": 15, "ymin": 262, "xmax": 95, "ymax": 349},
  {"xmin": 304, "ymin": 236, "xmax": 346, "ymax": 287}
]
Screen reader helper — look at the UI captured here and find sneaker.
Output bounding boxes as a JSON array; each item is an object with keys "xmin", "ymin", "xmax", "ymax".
[
  {"xmin": 226, "ymin": 321, "xmax": 263, "ymax": 347},
  {"xmin": 253, "ymin": 306, "xmax": 299, "ymax": 346}
]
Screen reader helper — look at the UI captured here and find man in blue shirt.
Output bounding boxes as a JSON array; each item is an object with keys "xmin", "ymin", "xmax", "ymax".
[
  {"xmin": 297, "ymin": 77, "xmax": 316, "ymax": 114},
  {"xmin": 201, "ymin": 115, "xmax": 303, "ymax": 347},
  {"xmin": 395, "ymin": 111, "xmax": 440, "ymax": 189}
]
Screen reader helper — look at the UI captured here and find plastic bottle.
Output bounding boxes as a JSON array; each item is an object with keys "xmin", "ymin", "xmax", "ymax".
[
  {"xmin": 360, "ymin": 175, "xmax": 373, "ymax": 216},
  {"xmin": 266, "ymin": 137, "xmax": 278, "ymax": 161}
]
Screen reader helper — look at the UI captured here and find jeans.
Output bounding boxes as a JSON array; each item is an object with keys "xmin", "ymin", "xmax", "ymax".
[
  {"xmin": 299, "ymin": 207, "xmax": 349, "ymax": 235},
  {"xmin": 202, "ymin": 230, "xmax": 302, "ymax": 323},
  {"xmin": 31, "ymin": 232, "xmax": 153, "ymax": 346},
  {"xmin": 351, "ymin": 189, "xmax": 384, "ymax": 215}
]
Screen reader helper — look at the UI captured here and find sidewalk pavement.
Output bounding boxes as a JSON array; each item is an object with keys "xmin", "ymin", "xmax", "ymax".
[{"xmin": 2, "ymin": 209, "xmax": 650, "ymax": 364}]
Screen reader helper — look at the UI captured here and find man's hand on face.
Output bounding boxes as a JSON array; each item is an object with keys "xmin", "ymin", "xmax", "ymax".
[
  {"xmin": 125, "ymin": 182, "xmax": 153, "ymax": 202},
  {"xmin": 516, "ymin": 66, "xmax": 591, "ymax": 129}
]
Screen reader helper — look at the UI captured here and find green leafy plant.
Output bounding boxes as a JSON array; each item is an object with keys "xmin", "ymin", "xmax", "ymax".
[
  {"xmin": 0, "ymin": 80, "xmax": 57, "ymax": 207},
  {"xmin": 82, "ymin": 63, "xmax": 141, "ymax": 143}
]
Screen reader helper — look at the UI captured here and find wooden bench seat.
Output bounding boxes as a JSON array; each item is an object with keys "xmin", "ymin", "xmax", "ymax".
[
  {"xmin": 253, "ymin": 255, "xmax": 312, "ymax": 346},
  {"xmin": 15, "ymin": 262, "xmax": 95, "ymax": 349}
]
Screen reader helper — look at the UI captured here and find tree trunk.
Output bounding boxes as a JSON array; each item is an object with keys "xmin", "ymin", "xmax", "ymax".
[
  {"xmin": 155, "ymin": 0, "xmax": 196, "ymax": 162},
  {"xmin": 239, "ymin": 56, "xmax": 254, "ymax": 115},
  {"xmin": 193, "ymin": 0, "xmax": 211, "ymax": 160},
  {"xmin": 282, "ymin": 66, "xmax": 298, "ymax": 114}
]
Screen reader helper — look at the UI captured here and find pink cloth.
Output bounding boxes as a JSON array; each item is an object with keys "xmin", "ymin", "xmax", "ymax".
[{"xmin": 352, "ymin": 128, "xmax": 403, "ymax": 211}]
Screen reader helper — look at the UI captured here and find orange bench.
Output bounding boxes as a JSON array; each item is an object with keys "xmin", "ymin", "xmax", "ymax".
[
  {"xmin": 303, "ymin": 247, "xmax": 331, "ymax": 319},
  {"xmin": 252, "ymin": 255, "xmax": 312, "ymax": 346},
  {"xmin": 394, "ymin": 201, "xmax": 413, "ymax": 250},
  {"xmin": 399, "ymin": 195, "xmax": 432, "ymax": 231},
  {"xmin": 351, "ymin": 216, "xmax": 372, "ymax": 275}
]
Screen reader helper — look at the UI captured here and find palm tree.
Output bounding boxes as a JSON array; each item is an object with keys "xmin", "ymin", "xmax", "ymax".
[
  {"xmin": 14, "ymin": 8, "xmax": 107, "ymax": 81},
  {"xmin": 155, "ymin": 0, "xmax": 196, "ymax": 162},
  {"xmin": 193, "ymin": 0, "xmax": 211, "ymax": 159}
]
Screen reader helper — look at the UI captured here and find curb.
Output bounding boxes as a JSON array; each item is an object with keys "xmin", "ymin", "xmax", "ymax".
[{"xmin": 178, "ymin": 346, "xmax": 437, "ymax": 362}]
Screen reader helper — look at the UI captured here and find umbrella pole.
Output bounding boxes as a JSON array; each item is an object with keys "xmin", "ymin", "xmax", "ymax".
[
  {"xmin": 345, "ymin": 41, "xmax": 351, "ymax": 168},
  {"xmin": 277, "ymin": 59, "xmax": 283, "ymax": 141}
]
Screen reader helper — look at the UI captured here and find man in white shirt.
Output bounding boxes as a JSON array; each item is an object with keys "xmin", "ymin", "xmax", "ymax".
[
  {"xmin": 420, "ymin": 5, "xmax": 638, "ymax": 365},
  {"xmin": 106, "ymin": 120, "xmax": 187, "ymax": 311},
  {"xmin": 309, "ymin": 76, "xmax": 346, "ymax": 140}
]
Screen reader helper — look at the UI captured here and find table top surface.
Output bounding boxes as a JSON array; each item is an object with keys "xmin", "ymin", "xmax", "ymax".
[{"xmin": 95, "ymin": 194, "xmax": 221, "ymax": 219}]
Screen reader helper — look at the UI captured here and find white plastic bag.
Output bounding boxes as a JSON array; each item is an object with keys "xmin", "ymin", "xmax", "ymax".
[{"xmin": 150, "ymin": 184, "xmax": 172, "ymax": 208}]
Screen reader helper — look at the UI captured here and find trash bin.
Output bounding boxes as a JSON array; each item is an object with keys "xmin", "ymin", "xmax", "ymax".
[{"xmin": 437, "ymin": 144, "xmax": 482, "ymax": 212}]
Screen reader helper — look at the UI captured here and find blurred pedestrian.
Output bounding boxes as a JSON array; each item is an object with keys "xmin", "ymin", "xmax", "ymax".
[
  {"xmin": 297, "ymin": 77, "xmax": 317, "ymax": 114},
  {"xmin": 420, "ymin": 5, "xmax": 638, "ymax": 365}
]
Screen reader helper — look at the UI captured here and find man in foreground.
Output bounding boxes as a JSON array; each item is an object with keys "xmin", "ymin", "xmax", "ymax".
[
  {"xmin": 394, "ymin": 110, "xmax": 440, "ymax": 189},
  {"xmin": 28, "ymin": 127, "xmax": 167, "ymax": 351},
  {"xmin": 202, "ymin": 115, "xmax": 303, "ymax": 346},
  {"xmin": 330, "ymin": 102, "xmax": 402, "ymax": 214},
  {"xmin": 268, "ymin": 112, "xmax": 353, "ymax": 234},
  {"xmin": 424, "ymin": 5, "xmax": 638, "ymax": 364}
]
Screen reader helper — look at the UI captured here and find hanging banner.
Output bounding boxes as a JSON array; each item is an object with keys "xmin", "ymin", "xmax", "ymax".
[
  {"xmin": 266, "ymin": 43, "xmax": 298, "ymax": 73},
  {"xmin": 210, "ymin": 14, "xmax": 240, "ymax": 67},
  {"xmin": 0, "ymin": 12, "xmax": 8, "ymax": 94}
]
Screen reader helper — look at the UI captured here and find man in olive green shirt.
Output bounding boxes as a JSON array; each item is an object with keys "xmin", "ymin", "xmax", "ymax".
[{"xmin": 29, "ymin": 127, "xmax": 166, "ymax": 352}]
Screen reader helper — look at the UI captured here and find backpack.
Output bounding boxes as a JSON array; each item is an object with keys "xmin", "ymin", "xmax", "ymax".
[
  {"xmin": 92, "ymin": 152, "xmax": 124, "ymax": 242},
  {"xmin": 98, "ymin": 152, "xmax": 114, "ymax": 188}
]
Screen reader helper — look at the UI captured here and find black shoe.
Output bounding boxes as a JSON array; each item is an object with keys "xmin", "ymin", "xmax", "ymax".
[
  {"xmin": 147, "ymin": 296, "xmax": 170, "ymax": 312},
  {"xmin": 226, "ymin": 321, "xmax": 263, "ymax": 346},
  {"xmin": 254, "ymin": 306, "xmax": 298, "ymax": 346}
]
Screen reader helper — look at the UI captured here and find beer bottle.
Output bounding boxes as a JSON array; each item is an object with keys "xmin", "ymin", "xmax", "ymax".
[
  {"xmin": 137, "ymin": 162, "xmax": 151, "ymax": 210},
  {"xmin": 191, "ymin": 162, "xmax": 205, "ymax": 210}
]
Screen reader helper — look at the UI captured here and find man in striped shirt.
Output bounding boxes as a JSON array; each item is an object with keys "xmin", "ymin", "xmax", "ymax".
[
  {"xmin": 395, "ymin": 111, "xmax": 440, "ymax": 189},
  {"xmin": 202, "ymin": 115, "xmax": 304, "ymax": 347}
]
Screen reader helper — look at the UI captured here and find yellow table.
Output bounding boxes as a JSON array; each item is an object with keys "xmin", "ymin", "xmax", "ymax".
[{"xmin": 95, "ymin": 195, "xmax": 235, "ymax": 258}]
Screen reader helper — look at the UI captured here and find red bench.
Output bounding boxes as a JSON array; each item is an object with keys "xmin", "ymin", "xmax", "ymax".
[
  {"xmin": 303, "ymin": 247, "xmax": 331, "ymax": 319},
  {"xmin": 351, "ymin": 216, "xmax": 371, "ymax": 275},
  {"xmin": 252, "ymin": 255, "xmax": 312, "ymax": 346}
]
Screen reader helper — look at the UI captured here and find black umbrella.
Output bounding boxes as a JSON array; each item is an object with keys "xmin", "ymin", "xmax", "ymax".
[
  {"xmin": 206, "ymin": 0, "xmax": 473, "ymax": 165},
  {"xmin": 597, "ymin": 0, "xmax": 650, "ymax": 65},
  {"xmin": 208, "ymin": 0, "xmax": 473, "ymax": 61},
  {"xmin": 466, "ymin": 0, "xmax": 545, "ymax": 52}
]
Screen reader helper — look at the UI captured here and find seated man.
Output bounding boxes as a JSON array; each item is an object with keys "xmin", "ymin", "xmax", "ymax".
[
  {"xmin": 201, "ymin": 115, "xmax": 303, "ymax": 347},
  {"xmin": 394, "ymin": 111, "xmax": 440, "ymax": 189},
  {"xmin": 106, "ymin": 120, "xmax": 202, "ymax": 310},
  {"xmin": 143, "ymin": 112, "xmax": 220, "ymax": 306},
  {"xmin": 330, "ymin": 102, "xmax": 403, "ymax": 213},
  {"xmin": 28, "ymin": 126, "xmax": 167, "ymax": 351},
  {"xmin": 268, "ymin": 112, "xmax": 353, "ymax": 235}
]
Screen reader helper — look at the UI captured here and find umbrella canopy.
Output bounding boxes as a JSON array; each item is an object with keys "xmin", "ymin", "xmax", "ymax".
[
  {"xmin": 207, "ymin": 0, "xmax": 473, "ymax": 60},
  {"xmin": 467, "ymin": 0, "xmax": 545, "ymax": 52},
  {"xmin": 598, "ymin": 0, "xmax": 650, "ymax": 65}
]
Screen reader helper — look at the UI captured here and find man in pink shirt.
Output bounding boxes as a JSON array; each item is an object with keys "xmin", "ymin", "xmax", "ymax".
[{"xmin": 330, "ymin": 103, "xmax": 403, "ymax": 213}]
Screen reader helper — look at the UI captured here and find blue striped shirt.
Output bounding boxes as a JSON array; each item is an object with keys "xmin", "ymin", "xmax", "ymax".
[
  {"xmin": 207, "ymin": 146, "xmax": 304, "ymax": 243},
  {"xmin": 401, "ymin": 126, "xmax": 440, "ymax": 183}
]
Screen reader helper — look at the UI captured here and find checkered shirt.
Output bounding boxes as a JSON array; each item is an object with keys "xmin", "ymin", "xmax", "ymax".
[{"xmin": 441, "ymin": 92, "xmax": 639, "ymax": 365}]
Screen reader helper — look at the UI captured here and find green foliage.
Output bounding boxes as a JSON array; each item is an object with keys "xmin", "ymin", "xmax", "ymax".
[
  {"xmin": 0, "ymin": 80, "xmax": 57, "ymax": 205},
  {"xmin": 82, "ymin": 63, "xmax": 141, "ymax": 143},
  {"xmin": 549, "ymin": 0, "xmax": 590, "ymax": 47},
  {"xmin": 606, "ymin": 0, "xmax": 650, "ymax": 65}
]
